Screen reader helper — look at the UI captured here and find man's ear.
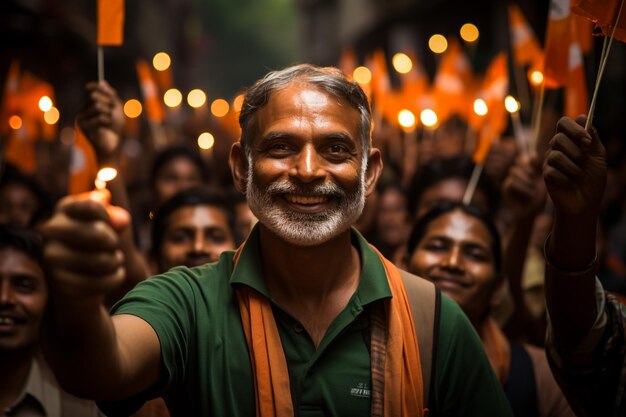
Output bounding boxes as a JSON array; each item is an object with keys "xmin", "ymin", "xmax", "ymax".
[
  {"xmin": 364, "ymin": 148, "xmax": 383, "ymax": 197},
  {"xmin": 229, "ymin": 142, "xmax": 248, "ymax": 193}
]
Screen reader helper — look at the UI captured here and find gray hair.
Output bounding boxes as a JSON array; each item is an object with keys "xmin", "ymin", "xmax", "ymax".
[{"xmin": 238, "ymin": 64, "xmax": 372, "ymax": 159}]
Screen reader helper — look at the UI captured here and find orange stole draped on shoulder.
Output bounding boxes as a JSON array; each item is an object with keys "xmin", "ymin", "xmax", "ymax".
[{"xmin": 233, "ymin": 244, "xmax": 425, "ymax": 417}]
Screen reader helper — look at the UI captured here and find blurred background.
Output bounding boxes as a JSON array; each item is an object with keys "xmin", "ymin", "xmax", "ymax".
[{"xmin": 1, "ymin": 0, "xmax": 625, "ymax": 211}]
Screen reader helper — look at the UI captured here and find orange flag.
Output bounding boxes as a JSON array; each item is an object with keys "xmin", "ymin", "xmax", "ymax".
[
  {"xmin": 339, "ymin": 47, "xmax": 358, "ymax": 79},
  {"xmin": 68, "ymin": 124, "xmax": 98, "ymax": 195},
  {"xmin": 471, "ymin": 54, "xmax": 510, "ymax": 164},
  {"xmin": 136, "ymin": 60, "xmax": 165, "ymax": 123},
  {"xmin": 4, "ymin": 131, "xmax": 36, "ymax": 174},
  {"xmin": 572, "ymin": 14, "xmax": 595, "ymax": 53},
  {"xmin": 367, "ymin": 49, "xmax": 392, "ymax": 114},
  {"xmin": 544, "ymin": 0, "xmax": 572, "ymax": 88},
  {"xmin": 565, "ymin": 39, "xmax": 589, "ymax": 118},
  {"xmin": 398, "ymin": 49, "xmax": 429, "ymax": 114},
  {"xmin": 573, "ymin": 0, "xmax": 626, "ymax": 42},
  {"xmin": 432, "ymin": 39, "xmax": 475, "ymax": 123},
  {"xmin": 508, "ymin": 4, "xmax": 544, "ymax": 67},
  {"xmin": 97, "ymin": 0, "xmax": 125, "ymax": 45}
]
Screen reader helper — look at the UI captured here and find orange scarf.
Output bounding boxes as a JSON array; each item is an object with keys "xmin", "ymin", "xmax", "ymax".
[
  {"xmin": 234, "ymin": 244, "xmax": 425, "ymax": 417},
  {"xmin": 479, "ymin": 317, "xmax": 511, "ymax": 384}
]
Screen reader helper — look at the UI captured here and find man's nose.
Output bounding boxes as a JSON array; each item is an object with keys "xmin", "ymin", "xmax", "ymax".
[
  {"xmin": 290, "ymin": 145, "xmax": 325, "ymax": 183},
  {"xmin": 0, "ymin": 279, "xmax": 15, "ymax": 305},
  {"xmin": 442, "ymin": 246, "xmax": 463, "ymax": 271}
]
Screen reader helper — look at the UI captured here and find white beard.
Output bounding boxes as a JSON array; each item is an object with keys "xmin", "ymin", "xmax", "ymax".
[{"xmin": 246, "ymin": 158, "xmax": 367, "ymax": 247}]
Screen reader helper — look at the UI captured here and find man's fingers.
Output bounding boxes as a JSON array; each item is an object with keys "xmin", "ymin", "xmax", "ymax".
[
  {"xmin": 549, "ymin": 132, "xmax": 586, "ymax": 168},
  {"xmin": 42, "ymin": 216, "xmax": 120, "ymax": 251},
  {"xmin": 45, "ymin": 243, "xmax": 123, "ymax": 275},
  {"xmin": 544, "ymin": 149, "xmax": 586, "ymax": 185},
  {"xmin": 556, "ymin": 116, "xmax": 592, "ymax": 147},
  {"xmin": 46, "ymin": 265, "xmax": 126, "ymax": 297}
]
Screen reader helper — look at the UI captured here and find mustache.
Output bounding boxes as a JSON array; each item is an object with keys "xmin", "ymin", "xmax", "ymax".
[{"xmin": 265, "ymin": 180, "xmax": 345, "ymax": 198}]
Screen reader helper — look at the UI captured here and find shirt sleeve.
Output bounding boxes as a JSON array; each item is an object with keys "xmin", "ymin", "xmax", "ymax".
[
  {"xmin": 432, "ymin": 295, "xmax": 514, "ymax": 417},
  {"xmin": 99, "ymin": 268, "xmax": 199, "ymax": 415}
]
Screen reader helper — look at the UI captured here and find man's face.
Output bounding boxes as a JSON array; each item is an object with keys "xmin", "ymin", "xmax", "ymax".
[
  {"xmin": 416, "ymin": 178, "xmax": 490, "ymax": 218},
  {"xmin": 159, "ymin": 205, "xmax": 236, "ymax": 272},
  {"xmin": 0, "ymin": 248, "xmax": 47, "ymax": 353},
  {"xmin": 408, "ymin": 209, "xmax": 498, "ymax": 324},
  {"xmin": 0, "ymin": 183, "xmax": 40, "ymax": 227},
  {"xmin": 154, "ymin": 157, "xmax": 203, "ymax": 205},
  {"xmin": 245, "ymin": 83, "xmax": 369, "ymax": 246},
  {"xmin": 376, "ymin": 188, "xmax": 410, "ymax": 248}
]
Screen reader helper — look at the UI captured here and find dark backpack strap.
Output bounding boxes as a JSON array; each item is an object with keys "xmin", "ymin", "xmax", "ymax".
[
  {"xmin": 398, "ymin": 268, "xmax": 439, "ymax": 409},
  {"xmin": 505, "ymin": 343, "xmax": 539, "ymax": 417}
]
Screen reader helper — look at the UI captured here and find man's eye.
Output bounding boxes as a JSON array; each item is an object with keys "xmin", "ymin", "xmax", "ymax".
[{"xmin": 329, "ymin": 144, "xmax": 348, "ymax": 153}]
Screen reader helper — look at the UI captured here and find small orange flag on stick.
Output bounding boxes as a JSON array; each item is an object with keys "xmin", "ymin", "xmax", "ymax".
[
  {"xmin": 68, "ymin": 124, "xmax": 98, "ymax": 195},
  {"xmin": 571, "ymin": 0, "xmax": 626, "ymax": 127},
  {"xmin": 508, "ymin": 4, "xmax": 544, "ymax": 67},
  {"xmin": 136, "ymin": 60, "xmax": 165, "ymax": 124},
  {"xmin": 544, "ymin": 0, "xmax": 572, "ymax": 89},
  {"xmin": 573, "ymin": 0, "xmax": 626, "ymax": 41},
  {"xmin": 97, "ymin": 0, "xmax": 125, "ymax": 46}
]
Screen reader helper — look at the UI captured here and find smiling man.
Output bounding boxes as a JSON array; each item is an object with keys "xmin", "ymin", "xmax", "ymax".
[
  {"xmin": 0, "ymin": 224, "xmax": 102, "ymax": 416},
  {"xmin": 41, "ymin": 64, "xmax": 511, "ymax": 417}
]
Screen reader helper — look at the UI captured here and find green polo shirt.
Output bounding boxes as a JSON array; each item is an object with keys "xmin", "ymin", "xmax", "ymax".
[{"xmin": 101, "ymin": 226, "xmax": 512, "ymax": 417}]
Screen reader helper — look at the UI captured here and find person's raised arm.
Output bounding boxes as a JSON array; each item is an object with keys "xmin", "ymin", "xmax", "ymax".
[
  {"xmin": 543, "ymin": 115, "xmax": 607, "ymax": 347},
  {"xmin": 501, "ymin": 153, "xmax": 547, "ymax": 343},
  {"xmin": 78, "ymin": 81, "xmax": 149, "ymax": 302},
  {"xmin": 40, "ymin": 191, "xmax": 161, "ymax": 401}
]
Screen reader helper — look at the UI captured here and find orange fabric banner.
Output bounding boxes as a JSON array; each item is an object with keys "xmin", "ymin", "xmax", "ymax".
[
  {"xmin": 508, "ymin": 4, "xmax": 544, "ymax": 67},
  {"xmin": 544, "ymin": 0, "xmax": 572, "ymax": 89},
  {"xmin": 97, "ymin": 0, "xmax": 125, "ymax": 46},
  {"xmin": 565, "ymin": 41, "xmax": 589, "ymax": 118},
  {"xmin": 68, "ymin": 124, "xmax": 98, "ymax": 195},
  {"xmin": 398, "ymin": 49, "xmax": 429, "ymax": 114},
  {"xmin": 573, "ymin": 0, "xmax": 626, "ymax": 42},
  {"xmin": 4, "ymin": 132, "xmax": 36, "ymax": 174},
  {"xmin": 339, "ymin": 47, "xmax": 358, "ymax": 80},
  {"xmin": 433, "ymin": 40, "xmax": 475, "ymax": 124},
  {"xmin": 136, "ymin": 60, "xmax": 165, "ymax": 123}
]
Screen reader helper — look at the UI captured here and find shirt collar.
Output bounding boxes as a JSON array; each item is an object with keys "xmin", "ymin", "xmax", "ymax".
[
  {"xmin": 229, "ymin": 224, "xmax": 391, "ymax": 305},
  {"xmin": 8, "ymin": 357, "xmax": 61, "ymax": 417}
]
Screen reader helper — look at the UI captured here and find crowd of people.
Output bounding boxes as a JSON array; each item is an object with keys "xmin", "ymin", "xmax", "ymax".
[{"xmin": 1, "ymin": 63, "xmax": 625, "ymax": 417}]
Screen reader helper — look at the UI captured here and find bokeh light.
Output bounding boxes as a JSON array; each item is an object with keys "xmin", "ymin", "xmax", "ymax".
[
  {"xmin": 473, "ymin": 98, "xmax": 488, "ymax": 116},
  {"xmin": 504, "ymin": 96, "xmax": 520, "ymax": 113},
  {"xmin": 124, "ymin": 99, "xmax": 143, "ymax": 118},
  {"xmin": 97, "ymin": 167, "xmax": 118, "ymax": 182},
  {"xmin": 420, "ymin": 109, "xmax": 438, "ymax": 127},
  {"xmin": 153, "ymin": 52, "xmax": 171, "ymax": 71},
  {"xmin": 198, "ymin": 132, "xmax": 215, "ymax": 150},
  {"xmin": 233, "ymin": 94, "xmax": 245, "ymax": 112},
  {"xmin": 529, "ymin": 70, "xmax": 544, "ymax": 86},
  {"xmin": 9, "ymin": 115, "xmax": 22, "ymax": 130},
  {"xmin": 398, "ymin": 109, "xmax": 416, "ymax": 129},
  {"xmin": 38, "ymin": 96, "xmax": 53, "ymax": 112},
  {"xmin": 353, "ymin": 66, "xmax": 372, "ymax": 84},
  {"xmin": 392, "ymin": 53, "xmax": 413, "ymax": 74},
  {"xmin": 164, "ymin": 88, "xmax": 183, "ymax": 108},
  {"xmin": 43, "ymin": 107, "xmax": 60, "ymax": 124},
  {"xmin": 211, "ymin": 99, "xmax": 230, "ymax": 117},
  {"xmin": 460, "ymin": 23, "xmax": 479, "ymax": 43},
  {"xmin": 429, "ymin": 34, "xmax": 448, "ymax": 54},
  {"xmin": 187, "ymin": 89, "xmax": 207, "ymax": 108}
]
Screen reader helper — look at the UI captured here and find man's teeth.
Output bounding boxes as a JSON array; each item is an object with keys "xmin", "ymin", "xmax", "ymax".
[
  {"xmin": 0, "ymin": 317, "xmax": 16, "ymax": 325},
  {"xmin": 285, "ymin": 195, "xmax": 328, "ymax": 205}
]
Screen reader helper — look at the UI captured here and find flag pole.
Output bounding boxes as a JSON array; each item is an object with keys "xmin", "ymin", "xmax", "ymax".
[
  {"xmin": 98, "ymin": 46, "xmax": 104, "ymax": 83},
  {"xmin": 529, "ymin": 82, "xmax": 545, "ymax": 153},
  {"xmin": 463, "ymin": 163, "xmax": 484, "ymax": 205},
  {"xmin": 585, "ymin": 0, "xmax": 624, "ymax": 129}
]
